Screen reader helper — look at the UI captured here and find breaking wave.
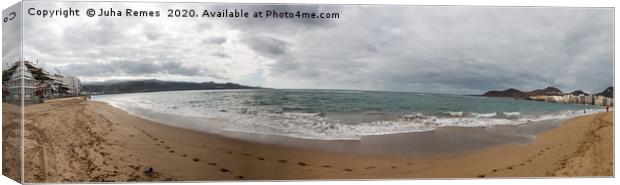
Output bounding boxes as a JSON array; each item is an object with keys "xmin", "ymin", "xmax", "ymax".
[{"xmin": 92, "ymin": 90, "xmax": 604, "ymax": 140}]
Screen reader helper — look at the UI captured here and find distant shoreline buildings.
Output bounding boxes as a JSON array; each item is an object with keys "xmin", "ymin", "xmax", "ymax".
[
  {"xmin": 2, "ymin": 60, "xmax": 82, "ymax": 102},
  {"xmin": 528, "ymin": 94, "xmax": 613, "ymax": 107},
  {"xmin": 483, "ymin": 86, "xmax": 614, "ymax": 107}
]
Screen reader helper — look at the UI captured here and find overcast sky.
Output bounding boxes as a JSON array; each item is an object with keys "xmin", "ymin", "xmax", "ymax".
[{"xmin": 5, "ymin": 2, "xmax": 614, "ymax": 94}]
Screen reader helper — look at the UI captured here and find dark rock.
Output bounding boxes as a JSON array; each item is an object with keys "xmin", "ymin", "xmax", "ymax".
[{"xmin": 143, "ymin": 167, "xmax": 154, "ymax": 177}]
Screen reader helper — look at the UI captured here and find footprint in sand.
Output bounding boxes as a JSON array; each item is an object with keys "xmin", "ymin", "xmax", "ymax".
[
  {"xmin": 492, "ymin": 169, "xmax": 498, "ymax": 172},
  {"xmin": 193, "ymin": 158, "xmax": 200, "ymax": 162},
  {"xmin": 128, "ymin": 165, "xmax": 141, "ymax": 171},
  {"xmin": 257, "ymin": 157, "xmax": 265, "ymax": 160},
  {"xmin": 391, "ymin": 166, "xmax": 398, "ymax": 169},
  {"xmin": 321, "ymin": 165, "xmax": 332, "ymax": 168},
  {"xmin": 208, "ymin": 162, "xmax": 217, "ymax": 166},
  {"xmin": 277, "ymin": 160, "xmax": 287, "ymax": 163},
  {"xmin": 169, "ymin": 150, "xmax": 175, "ymax": 153},
  {"xmin": 297, "ymin": 162, "xmax": 308, "ymax": 166},
  {"xmin": 343, "ymin": 169, "xmax": 353, "ymax": 172},
  {"xmin": 219, "ymin": 168, "xmax": 230, "ymax": 173},
  {"xmin": 160, "ymin": 141, "xmax": 165, "ymax": 143},
  {"xmin": 227, "ymin": 151, "xmax": 233, "ymax": 154},
  {"xmin": 507, "ymin": 166, "xmax": 513, "ymax": 170},
  {"xmin": 181, "ymin": 154, "xmax": 187, "ymax": 157},
  {"xmin": 477, "ymin": 174, "xmax": 485, "ymax": 178},
  {"xmin": 236, "ymin": 175, "xmax": 244, "ymax": 179}
]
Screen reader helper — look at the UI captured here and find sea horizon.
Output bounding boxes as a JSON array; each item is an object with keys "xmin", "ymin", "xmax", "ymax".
[{"xmin": 81, "ymin": 78, "xmax": 613, "ymax": 98}]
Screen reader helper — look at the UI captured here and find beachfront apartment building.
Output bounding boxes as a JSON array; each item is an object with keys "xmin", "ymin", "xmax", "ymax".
[
  {"xmin": 2, "ymin": 60, "xmax": 82, "ymax": 102},
  {"xmin": 62, "ymin": 75, "xmax": 82, "ymax": 95},
  {"xmin": 579, "ymin": 96, "xmax": 587, "ymax": 104},
  {"xmin": 5, "ymin": 62, "xmax": 37, "ymax": 100},
  {"xmin": 595, "ymin": 95, "xmax": 613, "ymax": 106},
  {"xmin": 49, "ymin": 74, "xmax": 82, "ymax": 96},
  {"xmin": 530, "ymin": 94, "xmax": 613, "ymax": 107}
]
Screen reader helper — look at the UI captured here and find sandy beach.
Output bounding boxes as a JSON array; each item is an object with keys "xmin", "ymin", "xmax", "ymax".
[
  {"xmin": 2, "ymin": 103, "xmax": 21, "ymax": 183},
  {"xmin": 15, "ymin": 97, "xmax": 613, "ymax": 182}
]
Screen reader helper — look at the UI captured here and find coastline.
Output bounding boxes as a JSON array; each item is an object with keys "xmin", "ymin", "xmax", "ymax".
[{"xmin": 19, "ymin": 97, "xmax": 613, "ymax": 182}]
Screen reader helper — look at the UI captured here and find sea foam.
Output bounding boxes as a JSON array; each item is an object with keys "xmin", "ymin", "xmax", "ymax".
[{"xmin": 92, "ymin": 89, "xmax": 604, "ymax": 140}]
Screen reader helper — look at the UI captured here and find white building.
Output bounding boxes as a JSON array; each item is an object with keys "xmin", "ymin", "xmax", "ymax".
[
  {"xmin": 3, "ymin": 60, "xmax": 82, "ymax": 101},
  {"xmin": 51, "ymin": 74, "xmax": 69, "ymax": 96},
  {"xmin": 6, "ymin": 62, "xmax": 37, "ymax": 100},
  {"xmin": 61, "ymin": 75, "xmax": 81, "ymax": 95}
]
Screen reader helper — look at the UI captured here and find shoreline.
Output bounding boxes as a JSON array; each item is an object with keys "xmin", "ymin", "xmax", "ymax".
[
  {"xmin": 18, "ymin": 97, "xmax": 613, "ymax": 182},
  {"xmin": 91, "ymin": 94, "xmax": 605, "ymax": 144},
  {"xmin": 91, "ymin": 96, "xmax": 599, "ymax": 156}
]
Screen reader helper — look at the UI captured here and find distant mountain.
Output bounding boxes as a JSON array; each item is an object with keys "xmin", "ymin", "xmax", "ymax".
[
  {"xmin": 569, "ymin": 90, "xmax": 589, "ymax": 96},
  {"xmin": 526, "ymin": 86, "xmax": 563, "ymax": 96},
  {"xmin": 481, "ymin": 86, "xmax": 562, "ymax": 98},
  {"xmin": 481, "ymin": 88, "xmax": 528, "ymax": 98},
  {"xmin": 82, "ymin": 79, "xmax": 263, "ymax": 94},
  {"xmin": 596, "ymin": 86, "xmax": 613, "ymax": 98},
  {"xmin": 482, "ymin": 86, "xmax": 563, "ymax": 98}
]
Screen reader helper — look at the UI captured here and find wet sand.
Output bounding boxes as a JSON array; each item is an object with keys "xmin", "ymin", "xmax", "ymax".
[
  {"xmin": 17, "ymin": 97, "xmax": 613, "ymax": 182},
  {"xmin": 223, "ymin": 119, "xmax": 562, "ymax": 156}
]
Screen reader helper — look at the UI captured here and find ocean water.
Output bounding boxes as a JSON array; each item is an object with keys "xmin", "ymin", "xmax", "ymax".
[{"xmin": 92, "ymin": 89, "xmax": 603, "ymax": 140}]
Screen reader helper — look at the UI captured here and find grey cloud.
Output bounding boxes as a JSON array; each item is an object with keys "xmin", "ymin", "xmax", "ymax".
[
  {"xmin": 195, "ymin": 22, "xmax": 211, "ymax": 32},
  {"xmin": 62, "ymin": 18, "xmax": 128, "ymax": 48},
  {"xmin": 212, "ymin": 52, "xmax": 231, "ymax": 58},
  {"xmin": 202, "ymin": 36, "xmax": 227, "ymax": 45},
  {"xmin": 235, "ymin": 6, "xmax": 613, "ymax": 94},
  {"xmin": 143, "ymin": 25, "xmax": 165, "ymax": 41},
  {"xmin": 242, "ymin": 36, "xmax": 289, "ymax": 58},
  {"xmin": 269, "ymin": 57, "xmax": 301, "ymax": 74},
  {"xmin": 61, "ymin": 60, "xmax": 226, "ymax": 80},
  {"xmin": 17, "ymin": 3, "xmax": 613, "ymax": 94}
]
